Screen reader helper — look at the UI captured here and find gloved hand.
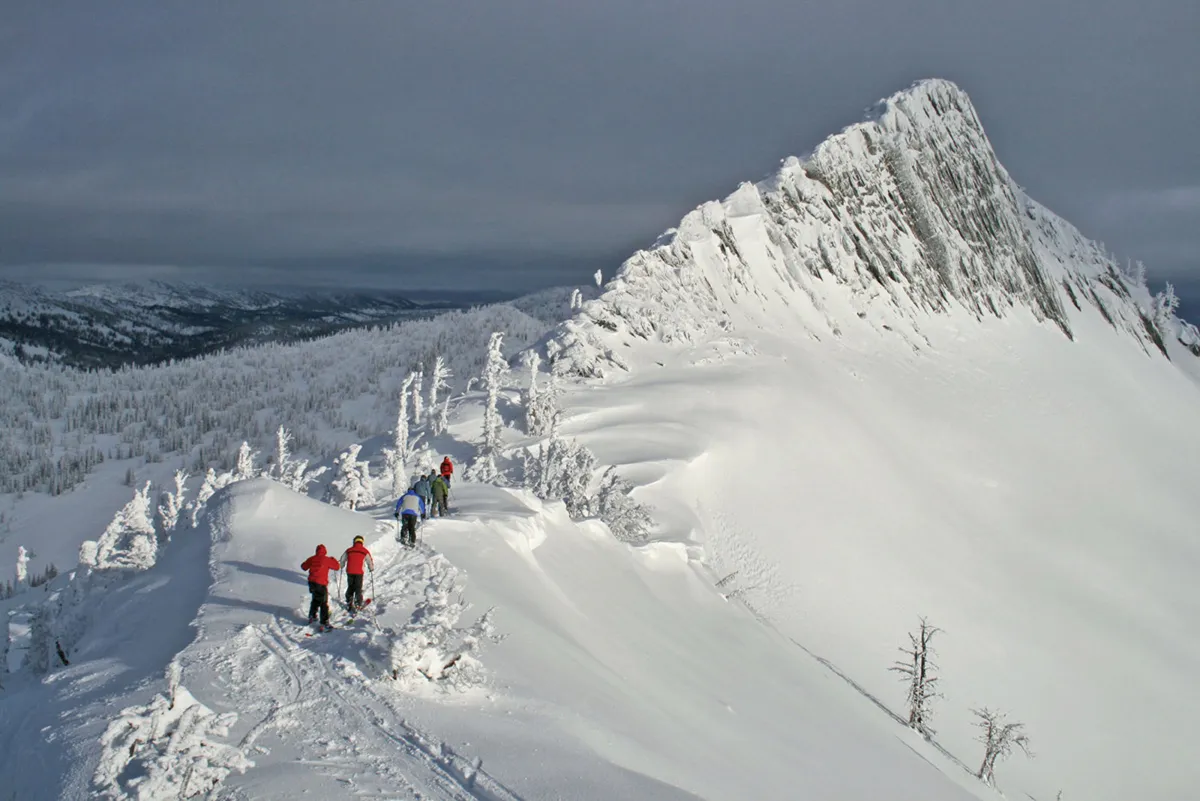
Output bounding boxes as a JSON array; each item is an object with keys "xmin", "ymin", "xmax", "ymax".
[{"xmin": 393, "ymin": 512, "xmax": 399, "ymax": 520}]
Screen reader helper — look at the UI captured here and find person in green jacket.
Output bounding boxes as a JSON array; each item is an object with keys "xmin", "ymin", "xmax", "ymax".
[{"xmin": 430, "ymin": 473, "xmax": 450, "ymax": 517}]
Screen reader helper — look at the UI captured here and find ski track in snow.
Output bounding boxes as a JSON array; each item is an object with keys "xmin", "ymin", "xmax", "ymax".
[{"xmin": 181, "ymin": 519, "xmax": 524, "ymax": 801}]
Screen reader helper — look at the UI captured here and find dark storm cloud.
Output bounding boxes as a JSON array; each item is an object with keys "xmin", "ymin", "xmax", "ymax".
[{"xmin": 1, "ymin": 0, "xmax": 1196, "ymax": 291}]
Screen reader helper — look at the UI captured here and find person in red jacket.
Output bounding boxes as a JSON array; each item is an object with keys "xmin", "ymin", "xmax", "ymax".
[
  {"xmin": 301, "ymin": 544, "xmax": 340, "ymax": 628},
  {"xmin": 339, "ymin": 535, "xmax": 374, "ymax": 613},
  {"xmin": 440, "ymin": 456, "xmax": 454, "ymax": 486}
]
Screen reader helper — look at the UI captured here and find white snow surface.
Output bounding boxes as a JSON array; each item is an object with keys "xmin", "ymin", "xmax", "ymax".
[
  {"xmin": 3, "ymin": 78, "xmax": 1200, "ymax": 801},
  {"xmin": 3, "ymin": 479, "xmax": 986, "ymax": 800}
]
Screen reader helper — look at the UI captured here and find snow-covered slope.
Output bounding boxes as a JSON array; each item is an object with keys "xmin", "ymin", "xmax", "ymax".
[
  {"xmin": 3, "ymin": 478, "xmax": 989, "ymax": 800},
  {"xmin": 3, "ymin": 78, "xmax": 1198, "ymax": 801},
  {"xmin": 535, "ymin": 79, "xmax": 1200, "ymax": 801}
]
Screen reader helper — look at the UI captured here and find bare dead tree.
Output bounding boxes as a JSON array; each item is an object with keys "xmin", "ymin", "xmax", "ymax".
[
  {"xmin": 889, "ymin": 616, "xmax": 942, "ymax": 737},
  {"xmin": 972, "ymin": 706, "xmax": 1033, "ymax": 785}
]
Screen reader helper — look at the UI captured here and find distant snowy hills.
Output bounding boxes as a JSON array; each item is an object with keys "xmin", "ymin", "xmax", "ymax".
[{"xmin": 0, "ymin": 279, "xmax": 455, "ymax": 368}]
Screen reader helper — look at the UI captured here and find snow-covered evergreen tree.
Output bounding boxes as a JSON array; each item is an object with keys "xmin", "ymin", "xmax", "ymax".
[
  {"xmin": 233, "ymin": 441, "xmax": 258, "ymax": 481},
  {"xmin": 156, "ymin": 470, "xmax": 189, "ymax": 535},
  {"xmin": 469, "ymin": 332, "xmax": 507, "ymax": 484},
  {"xmin": 594, "ymin": 467, "xmax": 654, "ymax": 544},
  {"xmin": 387, "ymin": 555, "xmax": 503, "ymax": 692},
  {"xmin": 521, "ymin": 434, "xmax": 597, "ymax": 519},
  {"xmin": 593, "ymin": 268, "xmax": 603, "ymax": 288},
  {"xmin": 428, "ymin": 356, "xmax": 452, "ymax": 434},
  {"xmin": 90, "ymin": 482, "xmax": 159, "ymax": 571},
  {"xmin": 328, "ymin": 444, "xmax": 374, "ymax": 510},
  {"xmin": 570, "ymin": 288, "xmax": 583, "ymax": 311},
  {"xmin": 283, "ymin": 460, "xmax": 327, "ymax": 495},
  {"xmin": 412, "ymin": 370, "xmax": 424, "ymax": 423},
  {"xmin": 383, "ymin": 374, "xmax": 416, "ymax": 496},
  {"xmin": 94, "ymin": 666, "xmax": 252, "ymax": 799},
  {"xmin": 434, "ymin": 397, "xmax": 451, "ymax": 438},
  {"xmin": 271, "ymin": 426, "xmax": 294, "ymax": 481},
  {"xmin": 14, "ymin": 545, "xmax": 29, "ymax": 590},
  {"xmin": 522, "ymin": 351, "xmax": 560, "ymax": 437},
  {"xmin": 1153, "ymin": 283, "xmax": 1181, "ymax": 336},
  {"xmin": 189, "ymin": 467, "xmax": 234, "ymax": 527}
]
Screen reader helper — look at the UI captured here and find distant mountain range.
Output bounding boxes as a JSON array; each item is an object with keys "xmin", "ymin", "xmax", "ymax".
[{"xmin": 0, "ymin": 280, "xmax": 477, "ymax": 368}]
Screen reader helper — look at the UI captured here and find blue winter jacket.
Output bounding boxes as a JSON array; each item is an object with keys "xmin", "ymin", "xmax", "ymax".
[
  {"xmin": 414, "ymin": 477, "xmax": 432, "ymax": 501},
  {"xmin": 395, "ymin": 491, "xmax": 425, "ymax": 517}
]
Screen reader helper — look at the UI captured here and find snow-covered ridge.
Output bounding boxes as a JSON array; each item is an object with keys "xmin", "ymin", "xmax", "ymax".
[{"xmin": 544, "ymin": 79, "xmax": 1189, "ymax": 376}]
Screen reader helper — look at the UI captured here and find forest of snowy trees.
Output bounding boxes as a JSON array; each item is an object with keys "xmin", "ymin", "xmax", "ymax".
[{"xmin": 0, "ymin": 302, "xmax": 553, "ymax": 497}]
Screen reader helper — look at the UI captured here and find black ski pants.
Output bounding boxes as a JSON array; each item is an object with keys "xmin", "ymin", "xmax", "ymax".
[
  {"xmin": 345, "ymin": 572, "xmax": 365, "ymax": 610},
  {"xmin": 401, "ymin": 514, "xmax": 418, "ymax": 546},
  {"xmin": 308, "ymin": 581, "xmax": 331, "ymax": 625}
]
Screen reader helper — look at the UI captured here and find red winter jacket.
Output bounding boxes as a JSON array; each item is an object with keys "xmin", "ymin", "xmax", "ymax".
[
  {"xmin": 301, "ymin": 544, "xmax": 340, "ymax": 586},
  {"xmin": 440, "ymin": 457, "xmax": 453, "ymax": 478},
  {"xmin": 341, "ymin": 543, "xmax": 374, "ymax": 575}
]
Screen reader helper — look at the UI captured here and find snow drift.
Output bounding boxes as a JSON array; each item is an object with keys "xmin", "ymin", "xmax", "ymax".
[{"xmin": 537, "ymin": 79, "xmax": 1200, "ymax": 801}]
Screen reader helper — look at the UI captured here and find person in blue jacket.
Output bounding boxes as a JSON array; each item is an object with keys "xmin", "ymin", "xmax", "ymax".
[
  {"xmin": 393, "ymin": 487, "xmax": 425, "ymax": 548},
  {"xmin": 413, "ymin": 472, "xmax": 433, "ymax": 520}
]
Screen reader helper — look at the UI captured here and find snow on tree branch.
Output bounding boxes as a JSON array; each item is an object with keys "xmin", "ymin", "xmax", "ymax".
[
  {"xmin": 971, "ymin": 706, "xmax": 1033, "ymax": 786},
  {"xmin": 93, "ymin": 664, "xmax": 252, "ymax": 799},
  {"xmin": 467, "ymin": 332, "xmax": 508, "ymax": 484},
  {"xmin": 387, "ymin": 555, "xmax": 504, "ymax": 693},
  {"xmin": 326, "ymin": 444, "xmax": 375, "ymax": 511},
  {"xmin": 156, "ymin": 470, "xmax": 189, "ymax": 536},
  {"xmin": 889, "ymin": 617, "xmax": 942, "ymax": 738}
]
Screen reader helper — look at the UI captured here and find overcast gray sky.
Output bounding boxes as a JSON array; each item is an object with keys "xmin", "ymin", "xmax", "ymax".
[{"xmin": 1, "ymin": 0, "xmax": 1196, "ymax": 292}]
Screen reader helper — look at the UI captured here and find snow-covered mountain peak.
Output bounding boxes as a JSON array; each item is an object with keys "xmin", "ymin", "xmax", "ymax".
[{"xmin": 545, "ymin": 78, "xmax": 1187, "ymax": 378}]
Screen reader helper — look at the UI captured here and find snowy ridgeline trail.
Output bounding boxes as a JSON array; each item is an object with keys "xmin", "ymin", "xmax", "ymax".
[{"xmin": 9, "ymin": 477, "xmax": 996, "ymax": 801}]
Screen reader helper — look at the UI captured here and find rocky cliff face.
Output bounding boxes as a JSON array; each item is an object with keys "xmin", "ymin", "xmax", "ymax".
[{"xmin": 544, "ymin": 79, "xmax": 1194, "ymax": 377}]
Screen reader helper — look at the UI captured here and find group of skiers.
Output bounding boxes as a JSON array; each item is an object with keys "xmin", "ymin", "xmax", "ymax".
[
  {"xmin": 300, "ymin": 456, "xmax": 455, "ymax": 630},
  {"xmin": 394, "ymin": 455, "xmax": 454, "ymax": 547}
]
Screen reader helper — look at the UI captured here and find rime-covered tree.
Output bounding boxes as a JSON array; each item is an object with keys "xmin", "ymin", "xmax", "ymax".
[
  {"xmin": 522, "ymin": 352, "xmax": 560, "ymax": 437},
  {"xmin": 94, "ymin": 666, "xmax": 253, "ymax": 799},
  {"xmin": 890, "ymin": 617, "xmax": 942, "ymax": 738},
  {"xmin": 470, "ymin": 332, "xmax": 508, "ymax": 484},
  {"xmin": 14, "ymin": 545, "xmax": 29, "ymax": 591},
  {"xmin": 428, "ymin": 356, "xmax": 452, "ymax": 434},
  {"xmin": 1153, "ymin": 283, "xmax": 1181, "ymax": 335},
  {"xmin": 388, "ymin": 555, "xmax": 503, "ymax": 691},
  {"xmin": 594, "ymin": 467, "xmax": 654, "ymax": 544},
  {"xmin": 593, "ymin": 269, "xmax": 603, "ymax": 288},
  {"xmin": 972, "ymin": 707, "xmax": 1033, "ymax": 786},
  {"xmin": 233, "ymin": 441, "xmax": 259, "ymax": 481},
  {"xmin": 434, "ymin": 397, "xmax": 451, "ymax": 438},
  {"xmin": 383, "ymin": 374, "xmax": 416, "ymax": 496},
  {"xmin": 189, "ymin": 467, "xmax": 234, "ymax": 527},
  {"xmin": 271, "ymin": 426, "xmax": 295, "ymax": 481},
  {"xmin": 89, "ymin": 482, "xmax": 159, "ymax": 571},
  {"xmin": 570, "ymin": 288, "xmax": 583, "ymax": 311},
  {"xmin": 411, "ymin": 370, "xmax": 425, "ymax": 422},
  {"xmin": 521, "ymin": 434, "xmax": 597, "ymax": 519},
  {"xmin": 328, "ymin": 444, "xmax": 374, "ymax": 510},
  {"xmin": 156, "ymin": 470, "xmax": 189, "ymax": 535},
  {"xmin": 287, "ymin": 461, "xmax": 327, "ymax": 494}
]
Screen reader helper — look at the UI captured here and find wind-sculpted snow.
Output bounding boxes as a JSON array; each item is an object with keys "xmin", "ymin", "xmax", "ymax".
[{"xmin": 544, "ymin": 79, "xmax": 1186, "ymax": 377}]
